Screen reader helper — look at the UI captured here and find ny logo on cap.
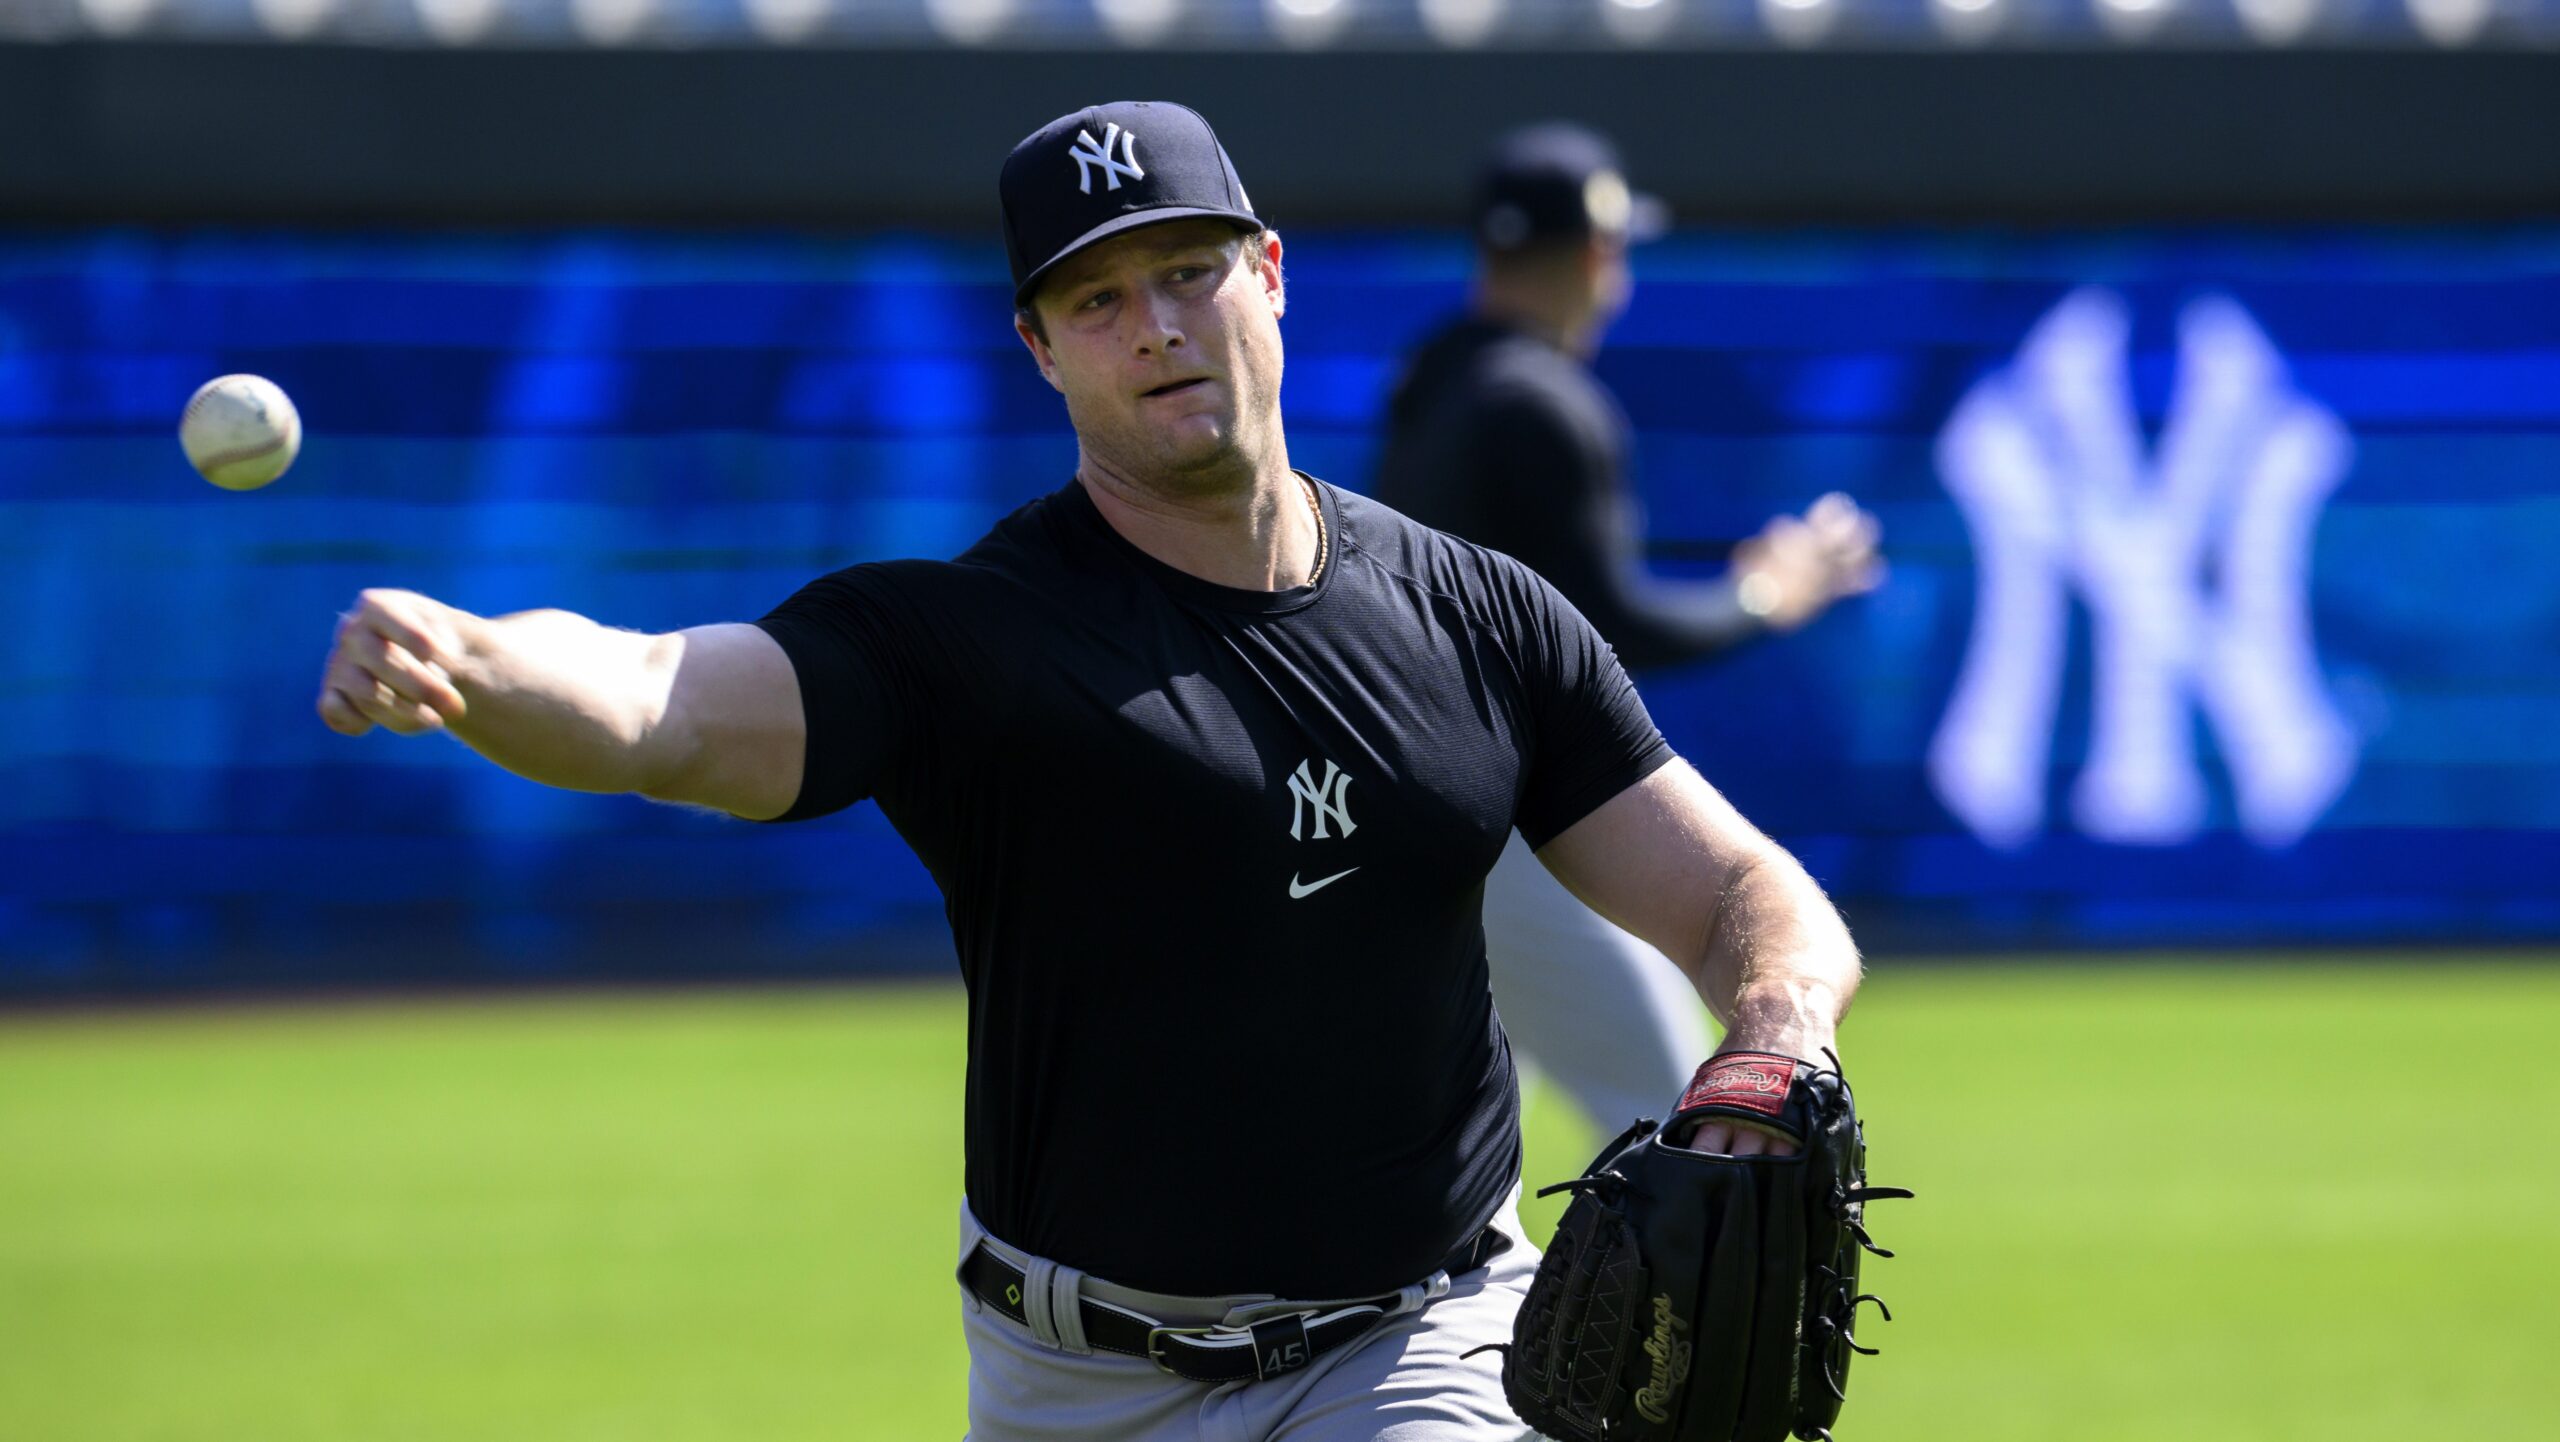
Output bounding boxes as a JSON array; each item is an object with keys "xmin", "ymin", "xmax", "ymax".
[{"xmin": 1069, "ymin": 123, "xmax": 1146, "ymax": 195}]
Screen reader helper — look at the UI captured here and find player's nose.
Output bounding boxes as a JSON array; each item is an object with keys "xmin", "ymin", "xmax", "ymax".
[{"xmin": 1132, "ymin": 290, "xmax": 1185, "ymax": 356}]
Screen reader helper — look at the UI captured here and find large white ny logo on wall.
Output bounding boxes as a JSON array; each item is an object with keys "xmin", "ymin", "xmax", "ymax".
[{"xmin": 1930, "ymin": 289, "xmax": 2358, "ymax": 850}]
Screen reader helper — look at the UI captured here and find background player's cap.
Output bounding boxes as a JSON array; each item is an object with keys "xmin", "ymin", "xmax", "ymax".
[
  {"xmin": 1001, "ymin": 101, "xmax": 1264, "ymax": 309},
  {"xmin": 1472, "ymin": 123, "xmax": 1669, "ymax": 253}
]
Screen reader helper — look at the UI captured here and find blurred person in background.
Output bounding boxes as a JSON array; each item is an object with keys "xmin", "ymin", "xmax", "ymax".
[{"xmin": 1374, "ymin": 123, "xmax": 1883, "ymax": 1135}]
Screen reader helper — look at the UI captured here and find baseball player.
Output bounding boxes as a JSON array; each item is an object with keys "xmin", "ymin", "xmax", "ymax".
[
  {"xmin": 314, "ymin": 101, "xmax": 1862, "ymax": 1441},
  {"xmin": 1373, "ymin": 123, "xmax": 1882, "ymax": 1136}
]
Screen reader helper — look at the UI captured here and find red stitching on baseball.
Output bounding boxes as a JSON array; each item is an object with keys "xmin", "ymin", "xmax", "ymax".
[{"xmin": 194, "ymin": 438, "xmax": 289, "ymax": 472}]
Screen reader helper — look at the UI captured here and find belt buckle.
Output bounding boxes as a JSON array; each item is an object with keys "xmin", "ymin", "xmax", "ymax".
[{"xmin": 1143, "ymin": 1323, "xmax": 1220, "ymax": 1377}]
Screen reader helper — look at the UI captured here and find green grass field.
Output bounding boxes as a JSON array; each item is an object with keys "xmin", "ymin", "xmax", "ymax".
[{"xmin": 4, "ymin": 960, "xmax": 2555, "ymax": 1441}]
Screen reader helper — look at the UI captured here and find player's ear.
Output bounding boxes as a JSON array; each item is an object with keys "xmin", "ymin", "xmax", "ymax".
[
  {"xmin": 1253, "ymin": 230, "xmax": 1286, "ymax": 320},
  {"xmin": 1579, "ymin": 236, "xmax": 1610, "ymax": 290},
  {"xmin": 1014, "ymin": 309, "xmax": 1065, "ymax": 394}
]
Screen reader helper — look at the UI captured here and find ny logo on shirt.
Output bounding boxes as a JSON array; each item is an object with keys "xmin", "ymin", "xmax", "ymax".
[
  {"xmin": 1930, "ymin": 287, "xmax": 2357, "ymax": 850},
  {"xmin": 1287, "ymin": 758, "xmax": 1357, "ymax": 841},
  {"xmin": 1069, "ymin": 124, "xmax": 1145, "ymax": 195}
]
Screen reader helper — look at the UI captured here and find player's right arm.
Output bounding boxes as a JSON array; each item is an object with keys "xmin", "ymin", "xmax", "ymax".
[{"xmin": 315, "ymin": 588, "xmax": 803, "ymax": 820}]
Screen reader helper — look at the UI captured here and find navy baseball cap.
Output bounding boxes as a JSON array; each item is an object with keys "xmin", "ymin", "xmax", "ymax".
[
  {"xmin": 1472, "ymin": 123, "xmax": 1669, "ymax": 252},
  {"xmin": 1001, "ymin": 101, "xmax": 1264, "ymax": 308}
]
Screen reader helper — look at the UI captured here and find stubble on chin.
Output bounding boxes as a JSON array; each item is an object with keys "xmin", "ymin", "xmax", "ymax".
[{"xmin": 1076, "ymin": 402, "xmax": 1250, "ymax": 497}]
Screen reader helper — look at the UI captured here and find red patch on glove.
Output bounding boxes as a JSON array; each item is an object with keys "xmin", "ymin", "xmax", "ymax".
[{"xmin": 1678, "ymin": 1053, "xmax": 1796, "ymax": 1118}]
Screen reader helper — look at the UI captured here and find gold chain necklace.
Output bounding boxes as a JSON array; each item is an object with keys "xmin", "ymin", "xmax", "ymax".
[{"xmin": 1303, "ymin": 475, "xmax": 1328, "ymax": 586}]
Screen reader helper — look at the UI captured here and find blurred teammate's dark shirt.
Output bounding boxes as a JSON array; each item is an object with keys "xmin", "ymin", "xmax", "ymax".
[
  {"xmin": 755, "ymin": 479, "xmax": 1670, "ymax": 1299},
  {"xmin": 1375, "ymin": 317, "xmax": 1757, "ymax": 672}
]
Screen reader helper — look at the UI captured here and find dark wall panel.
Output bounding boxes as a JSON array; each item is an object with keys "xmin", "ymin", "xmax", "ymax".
[{"xmin": 6, "ymin": 44, "xmax": 2558, "ymax": 225}]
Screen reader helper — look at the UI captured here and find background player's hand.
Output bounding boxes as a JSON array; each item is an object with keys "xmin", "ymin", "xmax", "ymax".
[
  {"xmin": 1730, "ymin": 492, "xmax": 1885, "ymax": 632},
  {"xmin": 317, "ymin": 588, "xmax": 470, "ymax": 738}
]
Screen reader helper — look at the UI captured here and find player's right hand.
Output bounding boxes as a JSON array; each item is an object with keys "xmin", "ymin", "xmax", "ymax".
[{"xmin": 317, "ymin": 588, "xmax": 471, "ymax": 738}]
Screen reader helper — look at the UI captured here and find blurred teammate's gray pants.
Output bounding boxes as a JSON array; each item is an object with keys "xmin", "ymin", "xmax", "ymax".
[
  {"xmin": 1483, "ymin": 831, "xmax": 1713, "ymax": 1130},
  {"xmin": 958, "ymin": 1194, "xmax": 1538, "ymax": 1441}
]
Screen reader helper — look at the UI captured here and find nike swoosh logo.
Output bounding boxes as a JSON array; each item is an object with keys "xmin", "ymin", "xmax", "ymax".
[{"xmin": 1288, "ymin": 867, "xmax": 1360, "ymax": 900}]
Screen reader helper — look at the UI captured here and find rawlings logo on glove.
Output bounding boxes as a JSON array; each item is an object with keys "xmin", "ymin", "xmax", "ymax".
[
  {"xmin": 1675, "ymin": 1053, "xmax": 1795, "ymax": 1118},
  {"xmin": 1633, "ymin": 1294, "xmax": 1693, "ymax": 1423}
]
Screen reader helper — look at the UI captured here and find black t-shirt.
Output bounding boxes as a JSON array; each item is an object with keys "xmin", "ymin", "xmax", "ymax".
[
  {"xmin": 1374, "ymin": 317, "xmax": 1760, "ymax": 672},
  {"xmin": 755, "ymin": 477, "xmax": 1671, "ymax": 1299}
]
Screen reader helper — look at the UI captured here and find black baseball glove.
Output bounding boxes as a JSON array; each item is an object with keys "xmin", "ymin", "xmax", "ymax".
[{"xmin": 1495, "ymin": 1050, "xmax": 1911, "ymax": 1442}]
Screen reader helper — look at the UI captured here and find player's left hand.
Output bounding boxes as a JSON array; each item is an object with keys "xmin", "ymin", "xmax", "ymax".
[
  {"xmin": 1677, "ymin": 1114, "xmax": 1799, "ymax": 1158},
  {"xmin": 1670, "ymin": 1015, "xmax": 1838, "ymax": 1158}
]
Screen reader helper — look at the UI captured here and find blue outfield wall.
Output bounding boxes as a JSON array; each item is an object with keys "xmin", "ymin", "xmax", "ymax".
[{"xmin": 2, "ymin": 227, "xmax": 2556, "ymax": 989}]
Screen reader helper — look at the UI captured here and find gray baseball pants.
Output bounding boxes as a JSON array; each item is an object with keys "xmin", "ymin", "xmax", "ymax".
[
  {"xmin": 1483, "ymin": 831, "xmax": 1712, "ymax": 1130},
  {"xmin": 957, "ymin": 1193, "xmax": 1539, "ymax": 1441}
]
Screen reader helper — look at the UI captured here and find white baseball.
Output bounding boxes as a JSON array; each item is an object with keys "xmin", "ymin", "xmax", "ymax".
[{"xmin": 180, "ymin": 374, "xmax": 302, "ymax": 491}]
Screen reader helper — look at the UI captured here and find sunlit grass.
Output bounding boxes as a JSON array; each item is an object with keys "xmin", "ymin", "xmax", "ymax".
[{"xmin": 3, "ymin": 960, "xmax": 2553, "ymax": 1441}]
